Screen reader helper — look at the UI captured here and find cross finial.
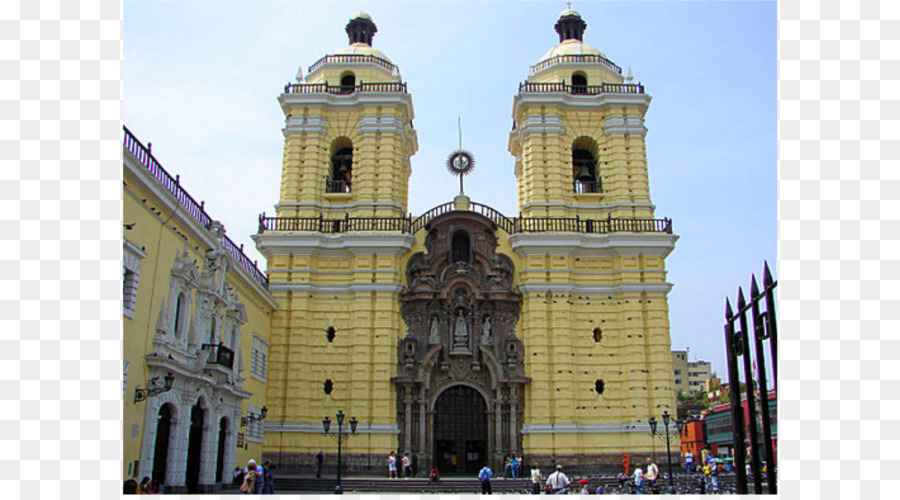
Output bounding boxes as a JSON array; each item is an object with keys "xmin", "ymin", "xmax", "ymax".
[{"xmin": 567, "ymin": 2, "xmax": 572, "ymax": 9}]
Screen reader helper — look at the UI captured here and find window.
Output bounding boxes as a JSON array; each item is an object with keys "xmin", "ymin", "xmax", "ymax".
[
  {"xmin": 674, "ymin": 370, "xmax": 681, "ymax": 375},
  {"xmin": 571, "ymin": 73, "xmax": 587, "ymax": 94},
  {"xmin": 340, "ymin": 72, "xmax": 356, "ymax": 93},
  {"xmin": 675, "ymin": 379, "xmax": 682, "ymax": 385},
  {"xmin": 246, "ymin": 404, "xmax": 264, "ymax": 442},
  {"xmin": 451, "ymin": 231, "xmax": 470, "ymax": 263},
  {"xmin": 123, "ymin": 239, "xmax": 146, "ymax": 318},
  {"xmin": 174, "ymin": 293, "xmax": 187, "ymax": 337},
  {"xmin": 251, "ymin": 334, "xmax": 268, "ymax": 381}
]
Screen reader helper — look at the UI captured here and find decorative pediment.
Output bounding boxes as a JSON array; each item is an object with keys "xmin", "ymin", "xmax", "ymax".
[{"xmin": 171, "ymin": 247, "xmax": 200, "ymax": 286}]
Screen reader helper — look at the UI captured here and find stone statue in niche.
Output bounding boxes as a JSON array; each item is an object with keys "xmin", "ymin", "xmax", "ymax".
[
  {"xmin": 453, "ymin": 309, "xmax": 468, "ymax": 347},
  {"xmin": 429, "ymin": 317, "xmax": 441, "ymax": 345},
  {"xmin": 481, "ymin": 316, "xmax": 492, "ymax": 345}
]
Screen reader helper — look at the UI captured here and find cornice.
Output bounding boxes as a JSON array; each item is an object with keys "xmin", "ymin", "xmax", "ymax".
[
  {"xmin": 265, "ymin": 421, "xmax": 400, "ymax": 434},
  {"xmin": 516, "ymin": 282, "xmax": 674, "ymax": 296},
  {"xmin": 279, "ymin": 91, "xmax": 415, "ymax": 120},
  {"xmin": 509, "ymin": 232, "xmax": 678, "ymax": 258},
  {"xmin": 253, "ymin": 232, "xmax": 415, "ymax": 259}
]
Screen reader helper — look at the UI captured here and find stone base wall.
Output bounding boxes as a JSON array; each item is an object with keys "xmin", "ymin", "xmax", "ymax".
[
  {"xmin": 262, "ymin": 451, "xmax": 399, "ymax": 477},
  {"xmin": 261, "ymin": 451, "xmax": 683, "ymax": 478},
  {"xmin": 519, "ymin": 453, "xmax": 683, "ymax": 477}
]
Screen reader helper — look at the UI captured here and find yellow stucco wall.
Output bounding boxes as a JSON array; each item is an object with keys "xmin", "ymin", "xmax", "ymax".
[{"xmin": 123, "ymin": 153, "xmax": 275, "ymax": 480}]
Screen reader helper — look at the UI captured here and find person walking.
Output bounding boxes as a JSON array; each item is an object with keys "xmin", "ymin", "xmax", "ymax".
[
  {"xmin": 402, "ymin": 453, "xmax": 412, "ymax": 479},
  {"xmin": 241, "ymin": 460, "xmax": 261, "ymax": 494},
  {"xmin": 545, "ymin": 464, "xmax": 571, "ymax": 495},
  {"xmin": 315, "ymin": 451, "xmax": 324, "ymax": 478},
  {"xmin": 388, "ymin": 451, "xmax": 398, "ymax": 479},
  {"xmin": 529, "ymin": 463, "xmax": 542, "ymax": 494},
  {"xmin": 262, "ymin": 461, "xmax": 275, "ymax": 494},
  {"xmin": 645, "ymin": 458, "xmax": 659, "ymax": 494},
  {"xmin": 478, "ymin": 464, "xmax": 493, "ymax": 494},
  {"xmin": 632, "ymin": 465, "xmax": 644, "ymax": 494},
  {"xmin": 578, "ymin": 478, "xmax": 591, "ymax": 495},
  {"xmin": 684, "ymin": 450, "xmax": 694, "ymax": 474}
]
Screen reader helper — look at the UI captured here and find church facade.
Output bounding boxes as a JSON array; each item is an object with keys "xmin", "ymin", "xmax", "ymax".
[{"xmin": 253, "ymin": 9, "xmax": 679, "ymax": 474}]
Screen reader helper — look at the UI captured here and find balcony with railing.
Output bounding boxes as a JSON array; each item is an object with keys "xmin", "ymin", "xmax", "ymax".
[
  {"xmin": 325, "ymin": 179, "xmax": 352, "ymax": 194},
  {"xmin": 574, "ymin": 180, "xmax": 602, "ymax": 194},
  {"xmin": 201, "ymin": 343, "xmax": 235, "ymax": 369},
  {"xmin": 123, "ymin": 126, "xmax": 269, "ymax": 290},
  {"xmin": 259, "ymin": 201, "xmax": 672, "ymax": 236},
  {"xmin": 518, "ymin": 81, "xmax": 645, "ymax": 95},
  {"xmin": 307, "ymin": 54, "xmax": 396, "ymax": 74},
  {"xmin": 283, "ymin": 82, "xmax": 407, "ymax": 95},
  {"xmin": 529, "ymin": 54, "xmax": 623, "ymax": 75}
]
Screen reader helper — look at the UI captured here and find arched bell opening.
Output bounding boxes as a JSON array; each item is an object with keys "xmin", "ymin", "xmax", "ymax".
[
  {"xmin": 328, "ymin": 138, "xmax": 353, "ymax": 193},
  {"xmin": 339, "ymin": 72, "xmax": 356, "ymax": 94},
  {"xmin": 572, "ymin": 137, "xmax": 600, "ymax": 194},
  {"xmin": 571, "ymin": 72, "xmax": 588, "ymax": 94}
]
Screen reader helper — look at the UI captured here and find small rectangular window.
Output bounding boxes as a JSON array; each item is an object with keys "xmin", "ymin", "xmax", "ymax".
[
  {"xmin": 246, "ymin": 404, "xmax": 264, "ymax": 442},
  {"xmin": 251, "ymin": 335, "xmax": 268, "ymax": 382},
  {"xmin": 123, "ymin": 239, "xmax": 146, "ymax": 319}
]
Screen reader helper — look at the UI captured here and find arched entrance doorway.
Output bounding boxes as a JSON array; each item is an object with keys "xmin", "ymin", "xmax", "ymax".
[
  {"xmin": 186, "ymin": 402, "xmax": 204, "ymax": 493},
  {"xmin": 152, "ymin": 404, "xmax": 174, "ymax": 484},
  {"xmin": 215, "ymin": 417, "xmax": 228, "ymax": 484},
  {"xmin": 433, "ymin": 385, "xmax": 487, "ymax": 475}
]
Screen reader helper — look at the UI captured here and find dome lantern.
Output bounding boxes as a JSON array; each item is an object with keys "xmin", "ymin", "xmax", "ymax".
[
  {"xmin": 554, "ymin": 9, "xmax": 587, "ymax": 43},
  {"xmin": 346, "ymin": 12, "xmax": 378, "ymax": 46}
]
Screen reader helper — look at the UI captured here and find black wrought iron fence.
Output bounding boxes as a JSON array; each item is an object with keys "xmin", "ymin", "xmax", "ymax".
[{"xmin": 723, "ymin": 262, "xmax": 778, "ymax": 495}]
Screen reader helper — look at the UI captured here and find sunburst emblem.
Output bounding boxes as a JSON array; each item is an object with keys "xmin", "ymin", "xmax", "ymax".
[{"xmin": 446, "ymin": 150, "xmax": 476, "ymax": 177}]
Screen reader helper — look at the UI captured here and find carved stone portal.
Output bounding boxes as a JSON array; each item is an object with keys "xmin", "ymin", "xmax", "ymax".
[{"xmin": 395, "ymin": 211, "xmax": 527, "ymax": 474}]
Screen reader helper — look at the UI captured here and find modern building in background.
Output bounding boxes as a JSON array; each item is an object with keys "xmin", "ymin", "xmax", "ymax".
[
  {"xmin": 123, "ymin": 129, "xmax": 277, "ymax": 493},
  {"xmin": 672, "ymin": 349, "xmax": 713, "ymax": 396},
  {"xmin": 254, "ymin": 9, "xmax": 678, "ymax": 473},
  {"xmin": 705, "ymin": 392, "xmax": 777, "ymax": 464}
]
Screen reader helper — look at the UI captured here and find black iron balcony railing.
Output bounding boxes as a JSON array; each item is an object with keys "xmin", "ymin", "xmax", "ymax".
[
  {"xmin": 259, "ymin": 201, "xmax": 672, "ymax": 236},
  {"xmin": 529, "ymin": 54, "xmax": 623, "ymax": 75},
  {"xmin": 307, "ymin": 54, "xmax": 396, "ymax": 74},
  {"xmin": 574, "ymin": 180, "xmax": 602, "ymax": 194},
  {"xmin": 518, "ymin": 81, "xmax": 645, "ymax": 95},
  {"xmin": 201, "ymin": 343, "xmax": 235, "ymax": 369},
  {"xmin": 123, "ymin": 126, "xmax": 269, "ymax": 290},
  {"xmin": 326, "ymin": 179, "xmax": 352, "ymax": 193},
  {"xmin": 283, "ymin": 82, "xmax": 407, "ymax": 94}
]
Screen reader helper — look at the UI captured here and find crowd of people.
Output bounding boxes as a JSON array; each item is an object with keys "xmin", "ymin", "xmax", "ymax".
[
  {"xmin": 122, "ymin": 476, "xmax": 162, "ymax": 494},
  {"xmin": 238, "ymin": 459, "xmax": 277, "ymax": 495}
]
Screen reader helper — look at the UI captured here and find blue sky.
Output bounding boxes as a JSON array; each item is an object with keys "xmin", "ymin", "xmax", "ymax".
[{"xmin": 123, "ymin": 1, "xmax": 777, "ymax": 379}]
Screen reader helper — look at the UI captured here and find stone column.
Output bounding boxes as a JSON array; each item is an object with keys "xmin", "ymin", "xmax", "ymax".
[
  {"xmin": 403, "ymin": 389, "xmax": 413, "ymax": 454},
  {"xmin": 494, "ymin": 392, "xmax": 504, "ymax": 462},
  {"xmin": 167, "ymin": 395, "xmax": 193, "ymax": 487},
  {"xmin": 417, "ymin": 397, "xmax": 427, "ymax": 469},
  {"xmin": 509, "ymin": 388, "xmax": 518, "ymax": 456},
  {"xmin": 199, "ymin": 408, "xmax": 217, "ymax": 488}
]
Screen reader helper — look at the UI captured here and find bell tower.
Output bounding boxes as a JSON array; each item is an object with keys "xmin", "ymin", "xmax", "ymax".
[
  {"xmin": 276, "ymin": 11, "xmax": 418, "ymax": 219},
  {"xmin": 255, "ymin": 12, "xmax": 418, "ymax": 471},
  {"xmin": 508, "ymin": 9, "xmax": 652, "ymax": 220},
  {"xmin": 507, "ymin": 10, "xmax": 679, "ymax": 467}
]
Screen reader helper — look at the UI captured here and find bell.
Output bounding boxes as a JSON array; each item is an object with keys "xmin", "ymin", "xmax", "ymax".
[
  {"xmin": 337, "ymin": 163, "xmax": 349, "ymax": 176},
  {"xmin": 575, "ymin": 163, "xmax": 594, "ymax": 182}
]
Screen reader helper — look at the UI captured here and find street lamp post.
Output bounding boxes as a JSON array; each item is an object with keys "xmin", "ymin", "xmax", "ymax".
[
  {"xmin": 649, "ymin": 411, "xmax": 683, "ymax": 494},
  {"xmin": 323, "ymin": 410, "xmax": 358, "ymax": 495}
]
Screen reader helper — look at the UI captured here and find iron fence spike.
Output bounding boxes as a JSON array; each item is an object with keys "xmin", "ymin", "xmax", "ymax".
[
  {"xmin": 763, "ymin": 261, "xmax": 774, "ymax": 286},
  {"xmin": 737, "ymin": 287, "xmax": 747, "ymax": 308},
  {"xmin": 750, "ymin": 274, "xmax": 760, "ymax": 297}
]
